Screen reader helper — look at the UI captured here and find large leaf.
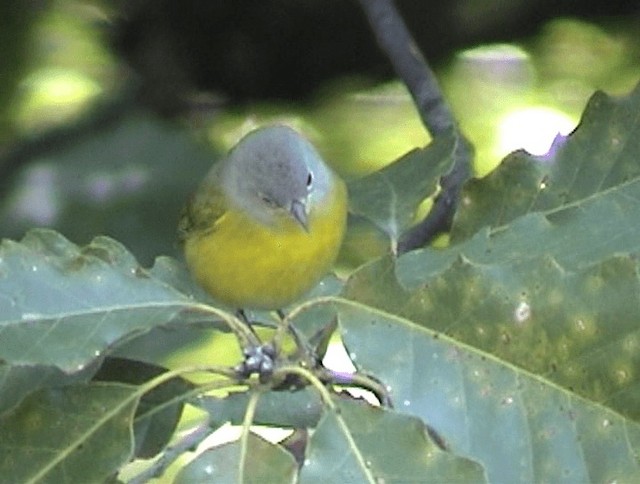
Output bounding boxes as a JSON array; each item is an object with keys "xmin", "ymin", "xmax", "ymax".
[
  {"xmin": 0, "ymin": 382, "xmax": 139, "ymax": 483},
  {"xmin": 340, "ymin": 86, "xmax": 640, "ymax": 421},
  {"xmin": 344, "ymin": 254, "xmax": 640, "ymax": 421},
  {"xmin": 0, "ymin": 229, "xmax": 221, "ymax": 371},
  {"xmin": 0, "ymin": 229, "xmax": 225, "ymax": 413},
  {"xmin": 299, "ymin": 397, "xmax": 485, "ymax": 483},
  {"xmin": 328, "ymin": 84, "xmax": 640, "ymax": 481},
  {"xmin": 299, "ymin": 300, "xmax": 640, "ymax": 483}
]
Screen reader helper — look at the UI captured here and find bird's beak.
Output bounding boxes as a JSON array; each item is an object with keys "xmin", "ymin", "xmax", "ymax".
[{"xmin": 290, "ymin": 199, "xmax": 309, "ymax": 232}]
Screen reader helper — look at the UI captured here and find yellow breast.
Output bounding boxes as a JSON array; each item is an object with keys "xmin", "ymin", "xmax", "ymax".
[{"xmin": 184, "ymin": 177, "xmax": 347, "ymax": 310}]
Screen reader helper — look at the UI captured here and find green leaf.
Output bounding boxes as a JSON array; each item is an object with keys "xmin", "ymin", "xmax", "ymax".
[
  {"xmin": 0, "ymin": 229, "xmax": 222, "ymax": 372},
  {"xmin": 175, "ymin": 433, "xmax": 297, "ymax": 484},
  {"xmin": 309, "ymin": 84, "xmax": 640, "ymax": 482},
  {"xmin": 339, "ymin": 85, "xmax": 640, "ymax": 422},
  {"xmin": 345, "ymin": 253, "xmax": 640, "ymax": 421},
  {"xmin": 452, "ymin": 82, "xmax": 640, "ymax": 240},
  {"xmin": 0, "ymin": 382, "xmax": 139, "ymax": 484},
  {"xmin": 298, "ymin": 398, "xmax": 485, "ymax": 483},
  {"xmin": 94, "ymin": 357, "xmax": 194, "ymax": 459},
  {"xmin": 347, "ymin": 134, "xmax": 455, "ymax": 247},
  {"xmin": 0, "ymin": 361, "xmax": 100, "ymax": 416},
  {"xmin": 392, "ymin": 88, "xmax": 640, "ymax": 281},
  {"xmin": 0, "ymin": 229, "xmax": 226, "ymax": 413},
  {"xmin": 198, "ymin": 388, "xmax": 324, "ymax": 429},
  {"xmin": 327, "ymin": 300, "xmax": 640, "ymax": 483}
]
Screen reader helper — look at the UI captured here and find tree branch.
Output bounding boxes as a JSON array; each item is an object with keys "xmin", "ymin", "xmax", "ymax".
[{"xmin": 356, "ymin": 0, "xmax": 473, "ymax": 252}]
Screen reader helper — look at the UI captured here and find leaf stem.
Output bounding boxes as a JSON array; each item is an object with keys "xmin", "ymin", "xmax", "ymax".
[{"xmin": 238, "ymin": 391, "xmax": 261, "ymax": 482}]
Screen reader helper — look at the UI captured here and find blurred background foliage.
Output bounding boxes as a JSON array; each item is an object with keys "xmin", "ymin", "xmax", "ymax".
[{"xmin": 1, "ymin": 0, "xmax": 639, "ymax": 267}]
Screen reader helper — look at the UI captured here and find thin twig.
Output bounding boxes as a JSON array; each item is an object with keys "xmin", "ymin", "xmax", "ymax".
[
  {"xmin": 317, "ymin": 367, "xmax": 394, "ymax": 407},
  {"xmin": 357, "ymin": 0, "xmax": 473, "ymax": 252}
]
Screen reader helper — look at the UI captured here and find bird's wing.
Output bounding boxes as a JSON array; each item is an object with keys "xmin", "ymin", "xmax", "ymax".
[{"xmin": 177, "ymin": 168, "xmax": 228, "ymax": 241}]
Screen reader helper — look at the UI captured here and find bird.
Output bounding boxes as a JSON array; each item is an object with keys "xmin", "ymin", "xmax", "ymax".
[{"xmin": 178, "ymin": 125, "xmax": 348, "ymax": 313}]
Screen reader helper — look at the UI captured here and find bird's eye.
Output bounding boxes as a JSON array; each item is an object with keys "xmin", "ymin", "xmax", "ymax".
[{"xmin": 306, "ymin": 171, "xmax": 313, "ymax": 190}]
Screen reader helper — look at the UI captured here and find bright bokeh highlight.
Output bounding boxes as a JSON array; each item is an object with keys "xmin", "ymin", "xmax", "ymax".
[
  {"xmin": 16, "ymin": 68, "xmax": 102, "ymax": 132},
  {"xmin": 497, "ymin": 106, "xmax": 576, "ymax": 157}
]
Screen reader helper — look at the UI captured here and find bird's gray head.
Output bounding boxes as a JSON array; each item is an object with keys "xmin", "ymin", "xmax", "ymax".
[{"xmin": 222, "ymin": 125, "xmax": 330, "ymax": 229}]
